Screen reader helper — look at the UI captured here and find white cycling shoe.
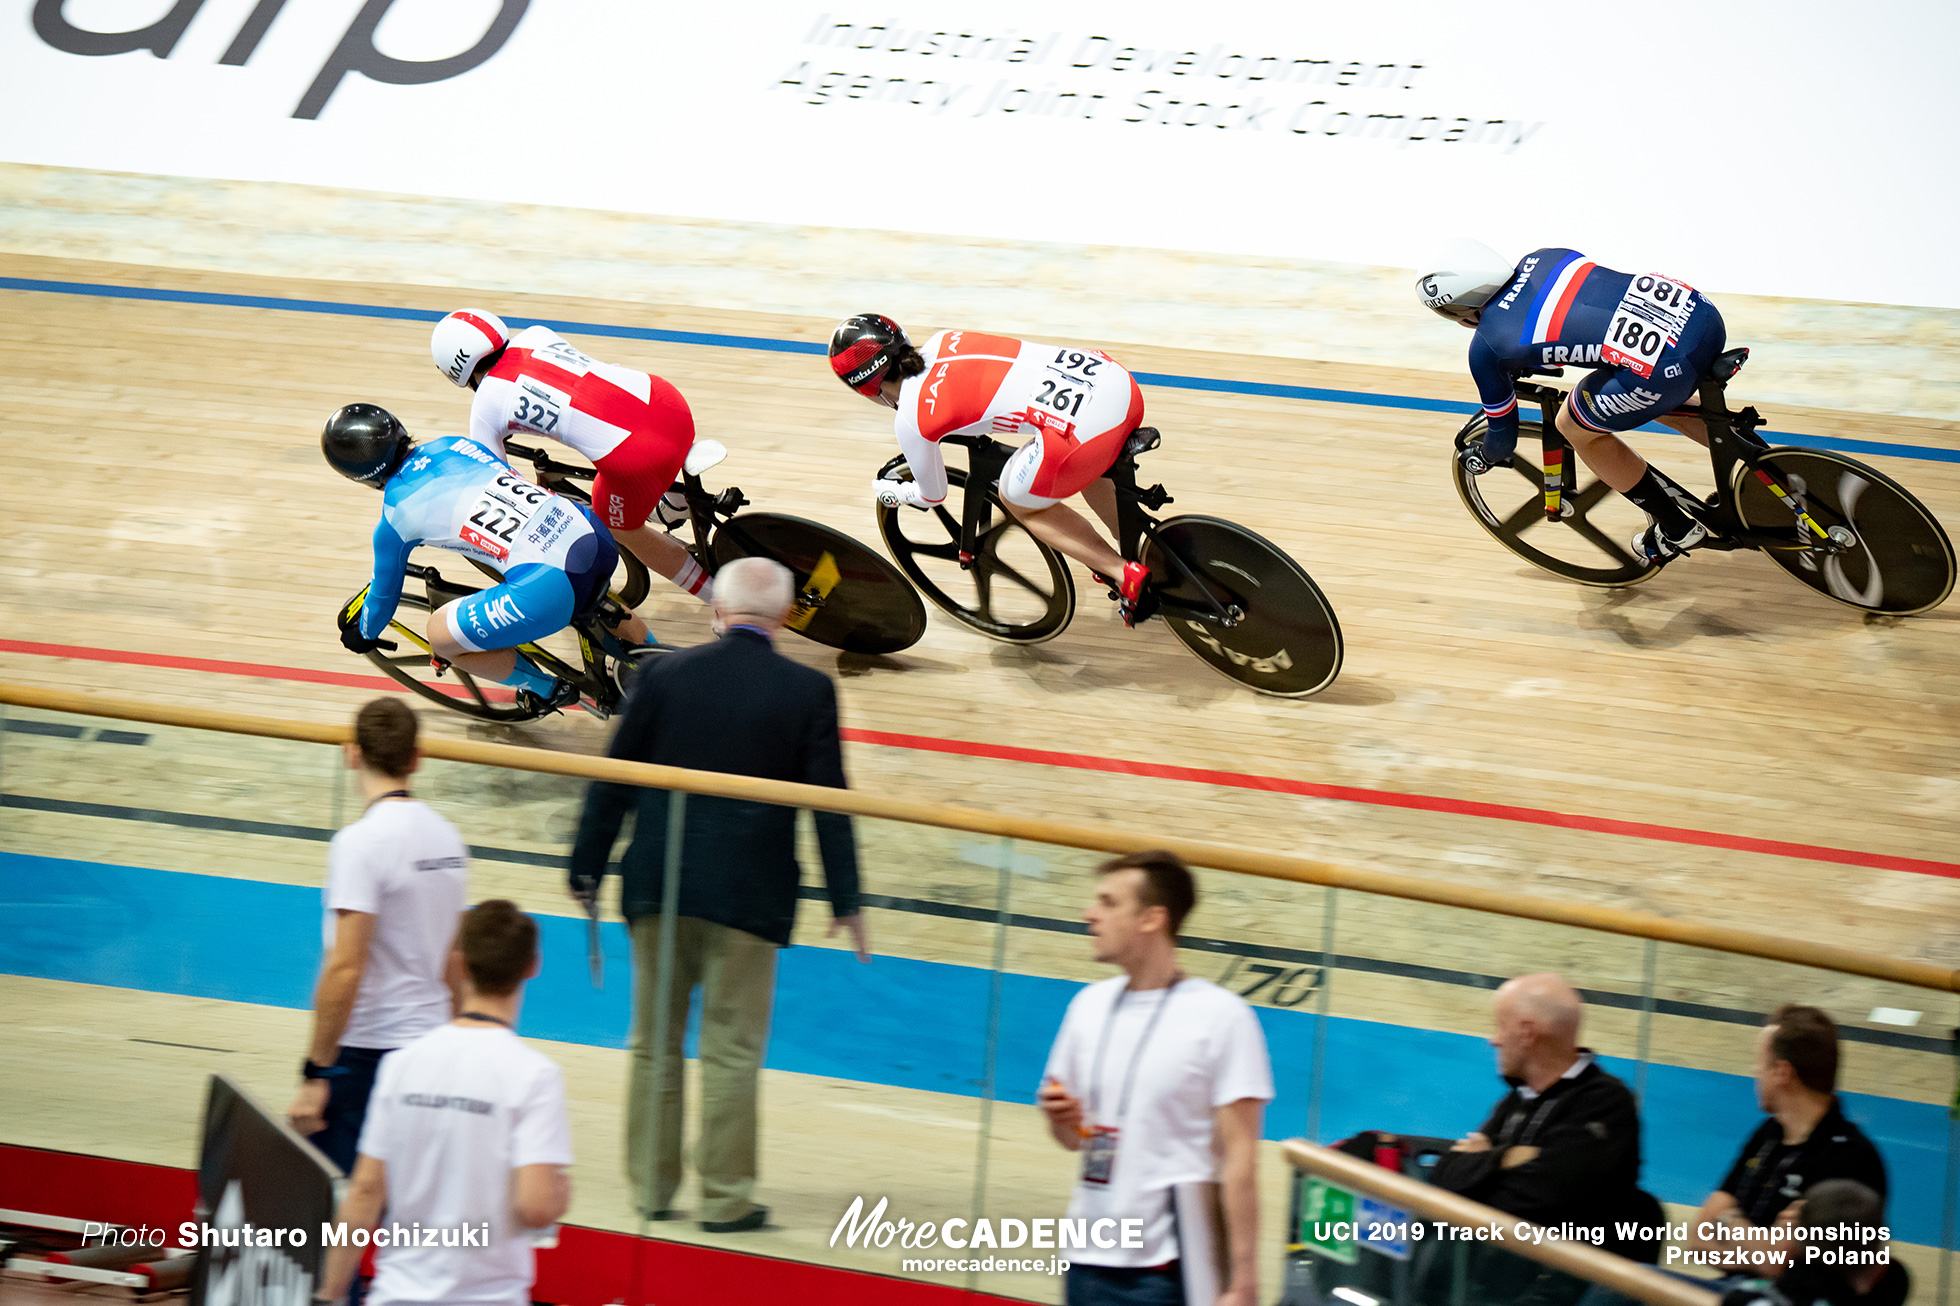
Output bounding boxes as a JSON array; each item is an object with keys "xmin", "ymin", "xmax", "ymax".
[{"xmin": 1630, "ymin": 519, "xmax": 1709, "ymax": 566}]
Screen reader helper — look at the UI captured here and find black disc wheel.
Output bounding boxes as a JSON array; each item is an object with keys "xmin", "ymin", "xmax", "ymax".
[
  {"xmin": 712, "ymin": 512, "xmax": 928, "ymax": 654},
  {"xmin": 1454, "ymin": 417, "xmax": 1661, "ymax": 587},
  {"xmin": 875, "ymin": 465, "xmax": 1075, "ymax": 643},
  {"xmin": 610, "ymin": 547, "xmax": 652, "ymax": 610},
  {"xmin": 1142, "ymin": 515, "xmax": 1343, "ymax": 697},
  {"xmin": 1734, "ymin": 448, "xmax": 1955, "ymax": 614}
]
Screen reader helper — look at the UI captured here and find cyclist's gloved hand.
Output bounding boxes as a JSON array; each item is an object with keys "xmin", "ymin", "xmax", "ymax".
[
  {"xmin": 874, "ymin": 477, "xmax": 939, "ymax": 511},
  {"xmin": 340, "ymin": 625, "xmax": 396, "ymax": 655}
]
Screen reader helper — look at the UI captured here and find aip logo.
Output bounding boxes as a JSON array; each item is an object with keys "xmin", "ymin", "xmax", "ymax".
[{"xmin": 32, "ymin": 0, "xmax": 531, "ymax": 120}]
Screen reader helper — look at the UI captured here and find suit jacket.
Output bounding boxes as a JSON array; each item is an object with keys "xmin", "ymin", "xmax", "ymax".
[{"xmin": 567, "ymin": 627, "xmax": 860, "ymax": 945}]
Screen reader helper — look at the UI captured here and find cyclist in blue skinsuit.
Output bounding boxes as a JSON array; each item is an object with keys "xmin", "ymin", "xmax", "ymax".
[
  {"xmin": 1417, "ymin": 239, "xmax": 1727, "ymax": 564},
  {"xmin": 322, "ymin": 403, "xmax": 651, "ymax": 714}
]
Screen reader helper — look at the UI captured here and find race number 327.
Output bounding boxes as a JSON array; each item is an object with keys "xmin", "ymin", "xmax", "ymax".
[{"xmin": 1602, "ymin": 275, "xmax": 1697, "ymax": 378}]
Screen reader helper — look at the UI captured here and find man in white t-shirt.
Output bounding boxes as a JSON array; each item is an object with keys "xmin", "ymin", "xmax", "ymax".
[
  {"xmin": 318, "ymin": 899, "xmax": 574, "ymax": 1306},
  {"xmin": 1038, "ymin": 851, "xmax": 1273, "ymax": 1306},
  {"xmin": 289, "ymin": 698, "xmax": 469, "ymax": 1176}
]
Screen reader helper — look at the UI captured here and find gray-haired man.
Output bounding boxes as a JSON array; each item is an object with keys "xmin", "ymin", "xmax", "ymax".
[{"xmin": 569, "ymin": 557, "xmax": 867, "ymax": 1234}]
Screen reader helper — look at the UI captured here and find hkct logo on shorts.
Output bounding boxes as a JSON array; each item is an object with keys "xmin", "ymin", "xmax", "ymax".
[{"xmin": 484, "ymin": 594, "xmax": 526, "ymax": 630}]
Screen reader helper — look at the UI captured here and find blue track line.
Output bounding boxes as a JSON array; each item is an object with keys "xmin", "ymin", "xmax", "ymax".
[{"xmin": 7, "ymin": 275, "xmax": 1957, "ymax": 465}]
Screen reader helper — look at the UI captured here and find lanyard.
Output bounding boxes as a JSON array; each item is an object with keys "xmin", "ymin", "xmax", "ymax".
[
  {"xmin": 457, "ymin": 1011, "xmax": 511, "ymax": 1028},
  {"xmin": 1089, "ymin": 976, "xmax": 1181, "ymax": 1125},
  {"xmin": 365, "ymin": 789, "xmax": 412, "ymax": 811}
]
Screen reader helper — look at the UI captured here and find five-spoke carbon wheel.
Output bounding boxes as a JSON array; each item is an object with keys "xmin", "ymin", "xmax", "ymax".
[
  {"xmin": 1454, "ymin": 418, "xmax": 1661, "ymax": 587},
  {"xmin": 876, "ymin": 465, "xmax": 1076, "ymax": 643}
]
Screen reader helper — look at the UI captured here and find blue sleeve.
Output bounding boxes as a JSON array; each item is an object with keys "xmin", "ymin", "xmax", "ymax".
[
  {"xmin": 1469, "ymin": 333, "xmax": 1521, "ymax": 458},
  {"xmin": 358, "ymin": 516, "xmax": 415, "ymax": 640}
]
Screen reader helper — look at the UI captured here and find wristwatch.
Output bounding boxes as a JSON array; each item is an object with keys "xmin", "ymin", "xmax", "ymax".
[{"xmin": 302, "ymin": 1059, "xmax": 349, "ymax": 1081}]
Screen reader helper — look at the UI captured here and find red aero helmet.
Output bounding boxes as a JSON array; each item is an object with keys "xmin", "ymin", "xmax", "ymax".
[
  {"xmin": 829, "ymin": 314, "xmax": 910, "ymax": 398},
  {"xmin": 431, "ymin": 309, "xmax": 511, "ymax": 387}
]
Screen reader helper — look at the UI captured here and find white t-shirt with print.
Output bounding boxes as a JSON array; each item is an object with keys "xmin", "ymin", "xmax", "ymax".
[
  {"xmin": 324, "ymin": 799, "xmax": 468, "ymax": 1050},
  {"xmin": 357, "ymin": 1023, "xmax": 575, "ymax": 1306},
  {"xmin": 1041, "ymin": 975, "xmax": 1274, "ymax": 1267}
]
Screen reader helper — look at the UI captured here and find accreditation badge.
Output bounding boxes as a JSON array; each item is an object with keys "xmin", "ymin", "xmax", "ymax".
[{"xmin": 1081, "ymin": 1125, "xmax": 1120, "ymax": 1186}]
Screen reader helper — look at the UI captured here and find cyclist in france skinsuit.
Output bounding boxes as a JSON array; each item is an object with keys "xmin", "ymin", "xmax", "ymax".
[
  {"xmin": 830, "ymin": 314, "xmax": 1157, "ymax": 624},
  {"xmin": 1417, "ymin": 239, "xmax": 1727, "ymax": 564},
  {"xmin": 323, "ymin": 404, "xmax": 650, "ymax": 715},
  {"xmin": 429, "ymin": 311, "xmax": 714, "ymax": 603}
]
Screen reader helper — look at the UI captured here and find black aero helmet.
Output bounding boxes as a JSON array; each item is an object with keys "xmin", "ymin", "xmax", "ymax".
[
  {"xmin": 829, "ymin": 313, "xmax": 911, "ymax": 398},
  {"xmin": 322, "ymin": 403, "xmax": 413, "ymax": 488}
]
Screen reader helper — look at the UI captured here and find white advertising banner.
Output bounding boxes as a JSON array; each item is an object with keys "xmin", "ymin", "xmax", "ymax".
[{"xmin": 3, "ymin": 0, "xmax": 1955, "ymax": 307}]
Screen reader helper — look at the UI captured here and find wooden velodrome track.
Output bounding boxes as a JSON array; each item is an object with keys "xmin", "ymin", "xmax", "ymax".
[{"xmin": 3, "ymin": 250, "xmax": 1958, "ymax": 1298}]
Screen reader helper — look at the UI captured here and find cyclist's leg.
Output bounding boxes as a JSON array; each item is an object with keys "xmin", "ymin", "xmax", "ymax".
[
  {"xmin": 1558, "ymin": 350, "xmax": 1709, "ymax": 558},
  {"xmin": 428, "ymin": 563, "xmax": 580, "ymax": 692},
  {"xmin": 1080, "ymin": 476, "xmax": 1121, "ymax": 534},
  {"xmin": 592, "ymin": 379, "xmax": 712, "ymax": 601},
  {"xmin": 566, "ymin": 504, "xmax": 651, "ymax": 648}
]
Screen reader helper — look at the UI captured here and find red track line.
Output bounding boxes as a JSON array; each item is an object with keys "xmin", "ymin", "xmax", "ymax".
[
  {"xmin": 7, "ymin": 638, "xmax": 1956, "ymax": 880},
  {"xmin": 0, "ymin": 640, "xmax": 501, "ymax": 701},
  {"xmin": 845, "ymin": 728, "xmax": 1960, "ymax": 879}
]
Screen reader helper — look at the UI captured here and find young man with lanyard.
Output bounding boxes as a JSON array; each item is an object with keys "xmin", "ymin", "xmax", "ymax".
[
  {"xmin": 1037, "ymin": 851, "xmax": 1272, "ymax": 1306},
  {"xmin": 289, "ymin": 698, "xmax": 469, "ymax": 1177},
  {"xmin": 317, "ymin": 900, "xmax": 573, "ymax": 1306}
]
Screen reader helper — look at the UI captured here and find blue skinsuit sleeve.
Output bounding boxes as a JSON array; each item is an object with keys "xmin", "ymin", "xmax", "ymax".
[
  {"xmin": 358, "ymin": 516, "xmax": 415, "ymax": 640},
  {"xmin": 1469, "ymin": 333, "xmax": 1521, "ymax": 459}
]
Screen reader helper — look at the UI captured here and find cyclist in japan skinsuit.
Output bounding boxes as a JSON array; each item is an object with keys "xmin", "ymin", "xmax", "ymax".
[
  {"xmin": 1417, "ymin": 239, "xmax": 1728, "ymax": 565},
  {"xmin": 429, "ymin": 311, "xmax": 713, "ymax": 603},
  {"xmin": 831, "ymin": 314, "xmax": 1158, "ymax": 624},
  {"xmin": 323, "ymin": 404, "xmax": 650, "ymax": 715}
]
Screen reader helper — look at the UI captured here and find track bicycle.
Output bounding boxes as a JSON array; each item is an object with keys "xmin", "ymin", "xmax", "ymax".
[
  {"xmin": 341, "ymin": 438, "xmax": 930, "ymax": 723},
  {"xmin": 338, "ymin": 562, "xmax": 650, "ymax": 724},
  {"xmin": 1452, "ymin": 348, "xmax": 1956, "ymax": 614},
  {"xmin": 875, "ymin": 429, "xmax": 1344, "ymax": 697}
]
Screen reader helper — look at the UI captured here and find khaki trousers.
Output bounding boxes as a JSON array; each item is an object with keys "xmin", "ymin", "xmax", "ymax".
[{"xmin": 626, "ymin": 914, "xmax": 777, "ymax": 1223}]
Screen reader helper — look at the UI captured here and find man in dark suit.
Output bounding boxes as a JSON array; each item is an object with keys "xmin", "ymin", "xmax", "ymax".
[{"xmin": 568, "ymin": 556, "xmax": 867, "ymax": 1234}]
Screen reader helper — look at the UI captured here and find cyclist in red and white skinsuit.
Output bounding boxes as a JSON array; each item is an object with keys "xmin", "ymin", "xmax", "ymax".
[
  {"xmin": 430, "ymin": 310, "xmax": 713, "ymax": 603},
  {"xmin": 831, "ymin": 315, "xmax": 1153, "ymax": 621}
]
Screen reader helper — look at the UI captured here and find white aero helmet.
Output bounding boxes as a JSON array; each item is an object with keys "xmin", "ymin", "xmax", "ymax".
[
  {"xmin": 1416, "ymin": 239, "xmax": 1516, "ymax": 324},
  {"xmin": 431, "ymin": 309, "xmax": 511, "ymax": 387}
]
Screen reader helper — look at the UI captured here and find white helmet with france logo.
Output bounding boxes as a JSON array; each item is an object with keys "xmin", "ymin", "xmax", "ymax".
[{"xmin": 1416, "ymin": 239, "xmax": 1516, "ymax": 326}]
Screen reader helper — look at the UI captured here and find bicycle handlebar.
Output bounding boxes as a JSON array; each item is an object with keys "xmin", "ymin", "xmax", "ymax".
[{"xmin": 503, "ymin": 441, "xmax": 595, "ymax": 480}]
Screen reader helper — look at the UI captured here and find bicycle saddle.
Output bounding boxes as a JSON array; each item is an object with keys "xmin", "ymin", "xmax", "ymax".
[
  {"xmin": 684, "ymin": 439, "xmax": 728, "ymax": 477},
  {"xmin": 1709, "ymin": 348, "xmax": 1750, "ymax": 383},
  {"xmin": 1125, "ymin": 426, "xmax": 1162, "ymax": 459}
]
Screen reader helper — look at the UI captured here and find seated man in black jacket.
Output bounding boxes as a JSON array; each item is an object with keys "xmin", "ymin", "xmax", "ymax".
[
  {"xmin": 1692, "ymin": 1005, "xmax": 1887, "ymax": 1273},
  {"xmin": 1432, "ymin": 973, "xmax": 1641, "ymax": 1229},
  {"xmin": 1426, "ymin": 973, "xmax": 1644, "ymax": 1304}
]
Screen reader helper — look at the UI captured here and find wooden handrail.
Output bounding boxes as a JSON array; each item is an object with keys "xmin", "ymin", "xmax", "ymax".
[
  {"xmin": 1280, "ymin": 1140, "xmax": 1717, "ymax": 1306},
  {"xmin": 3, "ymin": 682, "xmax": 1955, "ymax": 994}
]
